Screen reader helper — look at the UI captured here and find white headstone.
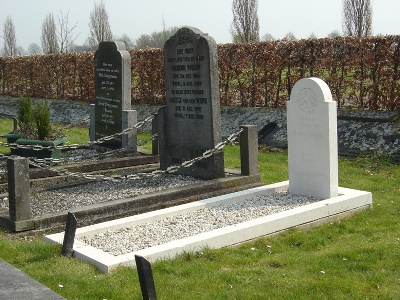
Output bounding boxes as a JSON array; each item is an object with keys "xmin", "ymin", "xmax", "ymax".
[{"xmin": 287, "ymin": 77, "xmax": 338, "ymax": 199}]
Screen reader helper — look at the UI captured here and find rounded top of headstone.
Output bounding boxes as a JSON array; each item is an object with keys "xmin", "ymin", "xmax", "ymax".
[
  {"xmin": 164, "ymin": 26, "xmax": 216, "ymax": 50},
  {"xmin": 290, "ymin": 77, "xmax": 333, "ymax": 104},
  {"xmin": 98, "ymin": 40, "xmax": 127, "ymax": 52},
  {"xmin": 176, "ymin": 27, "xmax": 209, "ymax": 37}
]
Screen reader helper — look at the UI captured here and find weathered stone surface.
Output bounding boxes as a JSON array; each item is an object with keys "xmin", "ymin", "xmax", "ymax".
[
  {"xmin": 240, "ymin": 125, "xmax": 258, "ymax": 176},
  {"xmin": 0, "ymin": 259, "xmax": 65, "ymax": 299},
  {"xmin": 160, "ymin": 27, "xmax": 224, "ymax": 179},
  {"xmin": 7, "ymin": 157, "xmax": 31, "ymax": 221},
  {"xmin": 122, "ymin": 110, "xmax": 137, "ymax": 152}
]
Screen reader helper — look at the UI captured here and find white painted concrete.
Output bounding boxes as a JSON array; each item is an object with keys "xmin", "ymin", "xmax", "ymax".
[
  {"xmin": 45, "ymin": 182, "xmax": 372, "ymax": 273},
  {"xmin": 287, "ymin": 78, "xmax": 338, "ymax": 199}
]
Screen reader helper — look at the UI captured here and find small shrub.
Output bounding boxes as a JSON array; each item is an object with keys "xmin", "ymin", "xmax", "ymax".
[
  {"xmin": 33, "ymin": 101, "xmax": 51, "ymax": 140},
  {"xmin": 16, "ymin": 98, "xmax": 61, "ymax": 140},
  {"xmin": 17, "ymin": 97, "xmax": 35, "ymax": 136}
]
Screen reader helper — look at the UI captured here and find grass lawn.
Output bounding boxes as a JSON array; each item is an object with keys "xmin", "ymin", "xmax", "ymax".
[{"xmin": 0, "ymin": 125, "xmax": 399, "ymax": 299}]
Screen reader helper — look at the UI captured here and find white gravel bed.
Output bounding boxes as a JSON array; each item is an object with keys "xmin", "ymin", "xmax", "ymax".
[
  {"xmin": 79, "ymin": 192, "xmax": 319, "ymax": 256},
  {"xmin": 2, "ymin": 174, "xmax": 201, "ymax": 216}
]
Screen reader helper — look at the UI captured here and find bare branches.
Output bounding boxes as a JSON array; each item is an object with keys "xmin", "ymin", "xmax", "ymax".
[
  {"xmin": 41, "ymin": 13, "xmax": 59, "ymax": 54},
  {"xmin": 231, "ymin": 0, "xmax": 260, "ymax": 43},
  {"xmin": 2, "ymin": 16, "xmax": 17, "ymax": 57},
  {"xmin": 57, "ymin": 10, "xmax": 80, "ymax": 53},
  {"xmin": 27, "ymin": 43, "xmax": 42, "ymax": 55},
  {"xmin": 134, "ymin": 27, "xmax": 179, "ymax": 49},
  {"xmin": 88, "ymin": 1, "xmax": 113, "ymax": 49},
  {"xmin": 342, "ymin": 0, "xmax": 372, "ymax": 37}
]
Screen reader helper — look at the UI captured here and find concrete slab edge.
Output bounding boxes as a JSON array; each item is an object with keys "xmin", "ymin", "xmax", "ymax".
[{"xmin": 45, "ymin": 181, "xmax": 372, "ymax": 273}]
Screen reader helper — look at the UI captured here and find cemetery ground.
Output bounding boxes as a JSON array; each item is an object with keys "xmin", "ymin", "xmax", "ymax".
[{"xmin": 0, "ymin": 123, "xmax": 399, "ymax": 299}]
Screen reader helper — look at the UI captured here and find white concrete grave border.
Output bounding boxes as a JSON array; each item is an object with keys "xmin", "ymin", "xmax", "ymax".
[{"xmin": 45, "ymin": 181, "xmax": 372, "ymax": 273}]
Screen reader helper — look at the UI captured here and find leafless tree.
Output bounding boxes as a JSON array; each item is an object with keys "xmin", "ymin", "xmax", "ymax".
[
  {"xmin": 342, "ymin": 0, "xmax": 372, "ymax": 37},
  {"xmin": 88, "ymin": 0, "xmax": 113, "ymax": 49},
  {"xmin": 262, "ymin": 33, "xmax": 275, "ymax": 42},
  {"xmin": 115, "ymin": 34, "xmax": 134, "ymax": 50},
  {"xmin": 17, "ymin": 46, "xmax": 25, "ymax": 56},
  {"xmin": 231, "ymin": 0, "xmax": 259, "ymax": 43},
  {"xmin": 57, "ymin": 10, "xmax": 79, "ymax": 53},
  {"xmin": 41, "ymin": 13, "xmax": 59, "ymax": 54},
  {"xmin": 284, "ymin": 32, "xmax": 296, "ymax": 41},
  {"xmin": 308, "ymin": 32, "xmax": 318, "ymax": 39},
  {"xmin": 2, "ymin": 15, "xmax": 17, "ymax": 56},
  {"xmin": 134, "ymin": 26, "xmax": 179, "ymax": 49},
  {"xmin": 27, "ymin": 43, "xmax": 42, "ymax": 55},
  {"xmin": 328, "ymin": 30, "xmax": 341, "ymax": 39}
]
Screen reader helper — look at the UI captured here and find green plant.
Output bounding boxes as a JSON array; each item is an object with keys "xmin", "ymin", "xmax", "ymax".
[
  {"xmin": 15, "ymin": 98, "xmax": 63, "ymax": 140},
  {"xmin": 16, "ymin": 97, "xmax": 35, "ymax": 136},
  {"xmin": 33, "ymin": 101, "xmax": 51, "ymax": 140}
]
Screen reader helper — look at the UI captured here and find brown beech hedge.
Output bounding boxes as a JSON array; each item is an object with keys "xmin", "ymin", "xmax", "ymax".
[{"xmin": 0, "ymin": 36, "xmax": 399, "ymax": 110}]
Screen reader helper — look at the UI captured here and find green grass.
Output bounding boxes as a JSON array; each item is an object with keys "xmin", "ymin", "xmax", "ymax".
[
  {"xmin": 0, "ymin": 125, "xmax": 400, "ymax": 299},
  {"xmin": 0, "ymin": 118, "xmax": 152, "ymax": 153}
]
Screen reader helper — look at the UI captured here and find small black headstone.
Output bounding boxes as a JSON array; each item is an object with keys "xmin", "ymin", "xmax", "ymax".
[
  {"xmin": 61, "ymin": 212, "xmax": 77, "ymax": 257},
  {"xmin": 135, "ymin": 255, "xmax": 157, "ymax": 300},
  {"xmin": 93, "ymin": 41, "xmax": 131, "ymax": 148}
]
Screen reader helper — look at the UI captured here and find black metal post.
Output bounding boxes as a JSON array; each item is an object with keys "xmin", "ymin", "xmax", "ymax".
[
  {"xmin": 135, "ymin": 255, "xmax": 157, "ymax": 300},
  {"xmin": 61, "ymin": 212, "xmax": 77, "ymax": 257}
]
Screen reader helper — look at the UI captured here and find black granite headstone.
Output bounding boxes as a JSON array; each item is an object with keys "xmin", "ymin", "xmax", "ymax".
[
  {"xmin": 135, "ymin": 255, "xmax": 157, "ymax": 300},
  {"xmin": 94, "ymin": 41, "xmax": 131, "ymax": 148},
  {"xmin": 160, "ymin": 27, "xmax": 224, "ymax": 179}
]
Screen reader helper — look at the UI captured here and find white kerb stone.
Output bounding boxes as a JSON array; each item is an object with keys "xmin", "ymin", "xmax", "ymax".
[{"xmin": 287, "ymin": 77, "xmax": 338, "ymax": 199}]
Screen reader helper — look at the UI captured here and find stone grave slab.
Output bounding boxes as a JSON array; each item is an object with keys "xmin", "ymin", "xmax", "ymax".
[
  {"xmin": 45, "ymin": 182, "xmax": 372, "ymax": 273},
  {"xmin": 287, "ymin": 77, "xmax": 338, "ymax": 199},
  {"xmin": 93, "ymin": 41, "xmax": 131, "ymax": 148},
  {"xmin": 159, "ymin": 27, "xmax": 224, "ymax": 180}
]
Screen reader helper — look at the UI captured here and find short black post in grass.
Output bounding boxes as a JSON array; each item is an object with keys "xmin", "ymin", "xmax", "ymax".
[
  {"xmin": 61, "ymin": 212, "xmax": 77, "ymax": 257},
  {"xmin": 135, "ymin": 255, "xmax": 157, "ymax": 300},
  {"xmin": 240, "ymin": 125, "xmax": 259, "ymax": 176}
]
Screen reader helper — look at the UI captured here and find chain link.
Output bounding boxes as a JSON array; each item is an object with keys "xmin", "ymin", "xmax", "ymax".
[{"xmin": 16, "ymin": 128, "xmax": 244, "ymax": 182}]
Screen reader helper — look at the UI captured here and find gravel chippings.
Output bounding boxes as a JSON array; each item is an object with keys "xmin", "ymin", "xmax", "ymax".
[
  {"xmin": 29, "ymin": 174, "xmax": 202, "ymax": 216},
  {"xmin": 79, "ymin": 192, "xmax": 319, "ymax": 256}
]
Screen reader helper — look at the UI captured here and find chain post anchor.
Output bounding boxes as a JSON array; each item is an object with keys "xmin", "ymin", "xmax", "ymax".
[{"xmin": 240, "ymin": 125, "xmax": 259, "ymax": 176}]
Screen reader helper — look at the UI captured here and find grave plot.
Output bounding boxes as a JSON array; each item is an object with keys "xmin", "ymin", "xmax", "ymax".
[
  {"xmin": 0, "ymin": 141, "xmax": 261, "ymax": 232},
  {"xmin": 45, "ymin": 182, "xmax": 371, "ymax": 273},
  {"xmin": 0, "ymin": 122, "xmax": 261, "ymax": 232},
  {"xmin": 45, "ymin": 77, "xmax": 372, "ymax": 273}
]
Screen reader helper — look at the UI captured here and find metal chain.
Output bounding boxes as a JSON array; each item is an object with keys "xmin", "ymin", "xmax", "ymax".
[
  {"xmin": 22, "ymin": 128, "xmax": 244, "ymax": 182},
  {"xmin": 30, "ymin": 133, "xmax": 159, "ymax": 165},
  {"xmin": 0, "ymin": 114, "xmax": 155, "ymax": 151}
]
